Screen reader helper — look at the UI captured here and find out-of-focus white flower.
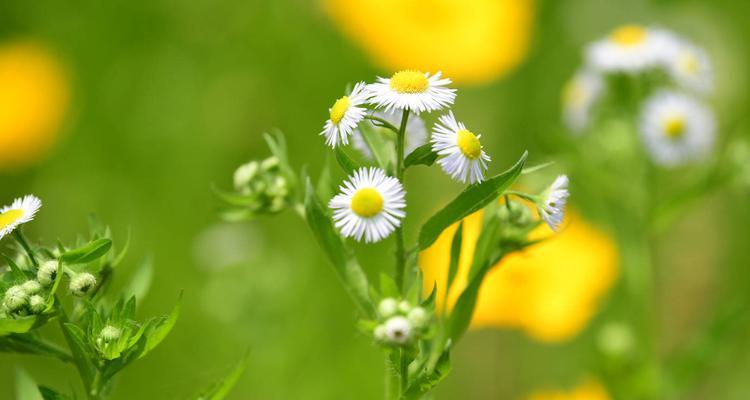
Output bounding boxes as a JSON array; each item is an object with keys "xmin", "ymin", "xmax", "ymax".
[
  {"xmin": 538, "ymin": 175, "xmax": 570, "ymax": 232},
  {"xmin": 586, "ymin": 25, "xmax": 676, "ymax": 74},
  {"xmin": 665, "ymin": 39, "xmax": 713, "ymax": 94},
  {"xmin": 383, "ymin": 316, "xmax": 412, "ymax": 345},
  {"xmin": 562, "ymin": 69, "xmax": 604, "ymax": 133},
  {"xmin": 351, "ymin": 109, "xmax": 427, "ymax": 159},
  {"xmin": 639, "ymin": 91, "xmax": 716, "ymax": 167}
]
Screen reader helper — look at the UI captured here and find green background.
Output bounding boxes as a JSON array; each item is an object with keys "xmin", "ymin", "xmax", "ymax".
[{"xmin": 1, "ymin": 0, "xmax": 749, "ymax": 398}]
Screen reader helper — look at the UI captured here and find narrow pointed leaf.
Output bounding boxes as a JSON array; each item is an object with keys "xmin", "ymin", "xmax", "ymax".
[
  {"xmin": 60, "ymin": 239, "xmax": 112, "ymax": 265},
  {"xmin": 404, "ymin": 144, "xmax": 438, "ymax": 168},
  {"xmin": 418, "ymin": 151, "xmax": 527, "ymax": 249}
]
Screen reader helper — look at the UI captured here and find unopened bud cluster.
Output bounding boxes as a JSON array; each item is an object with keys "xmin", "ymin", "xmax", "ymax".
[
  {"xmin": 2, "ymin": 278, "xmax": 48, "ymax": 317},
  {"xmin": 233, "ymin": 156, "xmax": 291, "ymax": 215},
  {"xmin": 373, "ymin": 298, "xmax": 431, "ymax": 347}
]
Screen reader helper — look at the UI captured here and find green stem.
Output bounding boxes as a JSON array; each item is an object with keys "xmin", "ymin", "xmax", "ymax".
[
  {"xmin": 394, "ymin": 109, "xmax": 410, "ymax": 292},
  {"xmin": 400, "ymin": 349, "xmax": 408, "ymax": 396},
  {"xmin": 365, "ymin": 115, "xmax": 400, "ymax": 133},
  {"xmin": 385, "ymin": 352, "xmax": 399, "ymax": 400},
  {"xmin": 13, "ymin": 230, "xmax": 38, "ymax": 267}
]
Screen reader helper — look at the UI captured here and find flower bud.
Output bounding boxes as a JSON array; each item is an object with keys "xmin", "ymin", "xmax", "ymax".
[
  {"xmin": 374, "ymin": 324, "xmax": 387, "ymax": 342},
  {"xmin": 3, "ymin": 286, "xmax": 28, "ymax": 312},
  {"xmin": 37, "ymin": 261, "xmax": 58, "ymax": 287},
  {"xmin": 407, "ymin": 307, "xmax": 428, "ymax": 328},
  {"xmin": 233, "ymin": 161, "xmax": 259, "ymax": 191},
  {"xmin": 69, "ymin": 273, "xmax": 97, "ymax": 297},
  {"xmin": 384, "ymin": 316, "xmax": 412, "ymax": 345},
  {"xmin": 28, "ymin": 295, "xmax": 46, "ymax": 314},
  {"xmin": 21, "ymin": 280, "xmax": 42, "ymax": 295},
  {"xmin": 261, "ymin": 156, "xmax": 280, "ymax": 171},
  {"xmin": 397, "ymin": 300, "xmax": 411, "ymax": 314},
  {"xmin": 378, "ymin": 298, "xmax": 398, "ymax": 317},
  {"xmin": 99, "ymin": 325, "xmax": 122, "ymax": 342}
]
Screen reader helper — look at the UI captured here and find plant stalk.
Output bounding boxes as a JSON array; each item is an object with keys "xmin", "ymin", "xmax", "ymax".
[
  {"xmin": 13, "ymin": 230, "xmax": 38, "ymax": 267},
  {"xmin": 394, "ymin": 109, "xmax": 410, "ymax": 292}
]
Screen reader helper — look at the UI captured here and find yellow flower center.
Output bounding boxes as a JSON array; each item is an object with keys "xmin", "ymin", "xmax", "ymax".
[
  {"xmin": 610, "ymin": 25, "xmax": 647, "ymax": 47},
  {"xmin": 351, "ymin": 188, "xmax": 384, "ymax": 218},
  {"xmin": 456, "ymin": 129, "xmax": 482, "ymax": 159},
  {"xmin": 389, "ymin": 70, "xmax": 428, "ymax": 94},
  {"xmin": 663, "ymin": 116, "xmax": 686, "ymax": 139},
  {"xmin": 329, "ymin": 96, "xmax": 350, "ymax": 125},
  {"xmin": 0, "ymin": 209, "xmax": 23, "ymax": 230}
]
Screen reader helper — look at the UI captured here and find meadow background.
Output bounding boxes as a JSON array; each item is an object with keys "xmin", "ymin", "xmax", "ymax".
[{"xmin": 1, "ymin": 0, "xmax": 749, "ymax": 398}]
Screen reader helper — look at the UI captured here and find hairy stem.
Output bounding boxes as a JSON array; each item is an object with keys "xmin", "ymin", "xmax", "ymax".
[{"xmin": 394, "ymin": 109, "xmax": 410, "ymax": 292}]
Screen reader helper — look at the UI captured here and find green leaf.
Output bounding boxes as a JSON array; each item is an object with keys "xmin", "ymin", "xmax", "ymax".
[
  {"xmin": 122, "ymin": 257, "xmax": 153, "ymax": 302},
  {"xmin": 359, "ymin": 121, "xmax": 393, "ymax": 173},
  {"xmin": 417, "ymin": 151, "xmax": 527, "ymax": 250},
  {"xmin": 61, "ymin": 323, "xmax": 97, "ymax": 390},
  {"xmin": 0, "ymin": 317, "xmax": 38, "ymax": 336},
  {"xmin": 379, "ymin": 273, "xmax": 400, "ymax": 299},
  {"xmin": 316, "ymin": 155, "xmax": 335, "ymax": 202},
  {"xmin": 38, "ymin": 386, "xmax": 71, "ymax": 400},
  {"xmin": 403, "ymin": 350, "xmax": 452, "ymax": 399},
  {"xmin": 404, "ymin": 144, "xmax": 438, "ymax": 168},
  {"xmin": 139, "ymin": 292, "xmax": 182, "ymax": 359},
  {"xmin": 196, "ymin": 352, "xmax": 250, "ymax": 400},
  {"xmin": 334, "ymin": 147, "xmax": 358, "ymax": 175},
  {"xmin": 446, "ymin": 222, "xmax": 463, "ymax": 291},
  {"xmin": 60, "ymin": 239, "xmax": 112, "ymax": 265},
  {"xmin": 0, "ymin": 334, "xmax": 72, "ymax": 362},
  {"xmin": 15, "ymin": 368, "xmax": 44, "ymax": 400},
  {"xmin": 303, "ymin": 179, "xmax": 374, "ymax": 317}
]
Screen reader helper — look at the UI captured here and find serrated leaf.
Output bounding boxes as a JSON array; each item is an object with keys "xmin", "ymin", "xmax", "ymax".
[
  {"xmin": 404, "ymin": 144, "xmax": 438, "ymax": 168},
  {"xmin": 303, "ymin": 179, "xmax": 374, "ymax": 317},
  {"xmin": 196, "ymin": 352, "xmax": 250, "ymax": 400},
  {"xmin": 60, "ymin": 239, "xmax": 112, "ymax": 265},
  {"xmin": 418, "ymin": 151, "xmax": 527, "ymax": 250},
  {"xmin": 334, "ymin": 147, "xmax": 359, "ymax": 175}
]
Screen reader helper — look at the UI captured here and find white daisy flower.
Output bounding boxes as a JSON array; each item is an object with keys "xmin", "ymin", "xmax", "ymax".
[
  {"xmin": 366, "ymin": 70, "xmax": 456, "ymax": 114},
  {"xmin": 562, "ymin": 69, "xmax": 604, "ymax": 133},
  {"xmin": 665, "ymin": 40, "xmax": 713, "ymax": 94},
  {"xmin": 0, "ymin": 195, "xmax": 42, "ymax": 240},
  {"xmin": 639, "ymin": 91, "xmax": 716, "ymax": 167},
  {"xmin": 538, "ymin": 175, "xmax": 570, "ymax": 232},
  {"xmin": 351, "ymin": 109, "xmax": 428, "ymax": 159},
  {"xmin": 321, "ymin": 82, "xmax": 369, "ymax": 148},
  {"xmin": 431, "ymin": 112, "xmax": 491, "ymax": 184},
  {"xmin": 586, "ymin": 25, "xmax": 676, "ymax": 74},
  {"xmin": 329, "ymin": 167, "xmax": 406, "ymax": 243}
]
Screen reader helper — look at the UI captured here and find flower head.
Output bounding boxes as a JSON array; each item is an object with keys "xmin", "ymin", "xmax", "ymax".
[
  {"xmin": 562, "ymin": 69, "xmax": 603, "ymax": 133},
  {"xmin": 99, "ymin": 325, "xmax": 122, "ymax": 342},
  {"xmin": 321, "ymin": 82, "xmax": 369, "ymax": 148},
  {"xmin": 639, "ymin": 91, "xmax": 715, "ymax": 167},
  {"xmin": 0, "ymin": 195, "xmax": 42, "ymax": 240},
  {"xmin": 28, "ymin": 294, "xmax": 46, "ymax": 314},
  {"xmin": 431, "ymin": 112, "xmax": 491, "ymax": 184},
  {"xmin": 329, "ymin": 167, "xmax": 406, "ymax": 243},
  {"xmin": 378, "ymin": 297, "xmax": 398, "ymax": 318},
  {"xmin": 586, "ymin": 25, "xmax": 675, "ymax": 73},
  {"xmin": 666, "ymin": 40, "xmax": 713, "ymax": 94},
  {"xmin": 70, "ymin": 272, "xmax": 97, "ymax": 297},
  {"xmin": 21, "ymin": 280, "xmax": 42, "ymax": 295},
  {"xmin": 538, "ymin": 175, "xmax": 570, "ymax": 232},
  {"xmin": 352, "ymin": 109, "xmax": 427, "ymax": 159},
  {"xmin": 367, "ymin": 70, "xmax": 455, "ymax": 114}
]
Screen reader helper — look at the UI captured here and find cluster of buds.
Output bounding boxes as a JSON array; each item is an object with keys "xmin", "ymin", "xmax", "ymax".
[
  {"xmin": 2, "ymin": 279, "xmax": 47, "ymax": 317},
  {"xmin": 232, "ymin": 156, "xmax": 291, "ymax": 215},
  {"xmin": 372, "ymin": 298, "xmax": 431, "ymax": 347},
  {"xmin": 69, "ymin": 272, "xmax": 97, "ymax": 297}
]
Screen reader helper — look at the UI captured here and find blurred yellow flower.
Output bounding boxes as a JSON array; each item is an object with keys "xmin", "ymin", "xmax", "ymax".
[
  {"xmin": 322, "ymin": 0, "xmax": 535, "ymax": 85},
  {"xmin": 526, "ymin": 379, "xmax": 611, "ymax": 400},
  {"xmin": 0, "ymin": 41, "xmax": 69, "ymax": 171},
  {"xmin": 420, "ymin": 209, "xmax": 618, "ymax": 342}
]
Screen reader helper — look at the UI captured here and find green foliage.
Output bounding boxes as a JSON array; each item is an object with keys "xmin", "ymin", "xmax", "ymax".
[
  {"xmin": 404, "ymin": 144, "xmax": 438, "ymax": 168},
  {"xmin": 196, "ymin": 351, "xmax": 251, "ymax": 400},
  {"xmin": 418, "ymin": 151, "xmax": 528, "ymax": 250}
]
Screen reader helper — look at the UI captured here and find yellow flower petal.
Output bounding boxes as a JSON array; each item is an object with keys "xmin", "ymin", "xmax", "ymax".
[
  {"xmin": 419, "ymin": 209, "xmax": 618, "ymax": 342},
  {"xmin": 323, "ymin": 0, "xmax": 535, "ymax": 85},
  {"xmin": 0, "ymin": 41, "xmax": 69, "ymax": 170}
]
